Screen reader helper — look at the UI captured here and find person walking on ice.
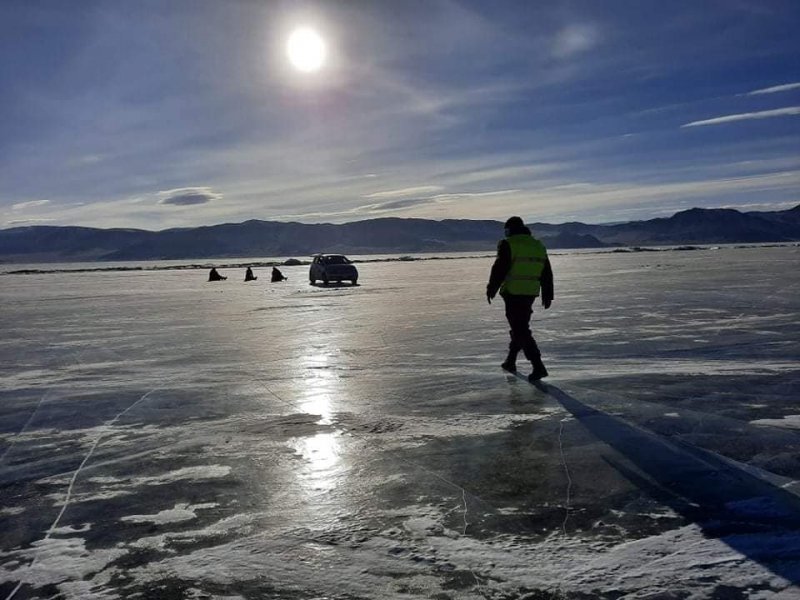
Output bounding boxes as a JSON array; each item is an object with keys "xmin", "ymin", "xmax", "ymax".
[{"xmin": 486, "ymin": 216, "xmax": 554, "ymax": 382}]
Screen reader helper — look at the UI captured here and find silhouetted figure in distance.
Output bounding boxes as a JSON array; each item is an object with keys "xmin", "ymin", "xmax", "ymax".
[
  {"xmin": 245, "ymin": 267, "xmax": 257, "ymax": 281},
  {"xmin": 271, "ymin": 267, "xmax": 287, "ymax": 282},
  {"xmin": 486, "ymin": 216, "xmax": 554, "ymax": 382},
  {"xmin": 208, "ymin": 267, "xmax": 226, "ymax": 281}
]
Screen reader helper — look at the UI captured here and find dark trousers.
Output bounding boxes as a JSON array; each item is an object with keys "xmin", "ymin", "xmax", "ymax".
[{"xmin": 503, "ymin": 294, "xmax": 541, "ymax": 363}]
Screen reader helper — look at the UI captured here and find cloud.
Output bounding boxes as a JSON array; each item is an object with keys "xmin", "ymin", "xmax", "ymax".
[
  {"xmin": 11, "ymin": 199, "xmax": 50, "ymax": 211},
  {"xmin": 157, "ymin": 187, "xmax": 221, "ymax": 206},
  {"xmin": 73, "ymin": 154, "xmax": 105, "ymax": 166},
  {"xmin": 429, "ymin": 189, "xmax": 521, "ymax": 202},
  {"xmin": 364, "ymin": 188, "xmax": 521, "ymax": 214},
  {"xmin": 5, "ymin": 218, "xmax": 55, "ymax": 226},
  {"xmin": 514, "ymin": 171, "xmax": 800, "ymax": 220},
  {"xmin": 364, "ymin": 185, "xmax": 443, "ymax": 199},
  {"xmin": 360, "ymin": 196, "xmax": 441, "ymax": 213},
  {"xmin": 682, "ymin": 107, "xmax": 800, "ymax": 128},
  {"xmin": 273, "ymin": 187, "xmax": 525, "ymax": 221},
  {"xmin": 434, "ymin": 163, "xmax": 565, "ymax": 187},
  {"xmin": 718, "ymin": 200, "xmax": 800, "ymax": 212},
  {"xmin": 747, "ymin": 82, "xmax": 800, "ymax": 95},
  {"xmin": 552, "ymin": 24, "xmax": 600, "ymax": 58},
  {"xmin": 349, "ymin": 171, "xmax": 800, "ymax": 223}
]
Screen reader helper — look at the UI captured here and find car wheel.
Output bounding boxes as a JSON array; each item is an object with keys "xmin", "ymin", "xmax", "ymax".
[
  {"xmin": 352, "ymin": 279, "xmax": 358, "ymax": 285},
  {"xmin": 310, "ymin": 278, "xmax": 315, "ymax": 284},
  {"xmin": 322, "ymin": 276, "xmax": 329, "ymax": 285}
]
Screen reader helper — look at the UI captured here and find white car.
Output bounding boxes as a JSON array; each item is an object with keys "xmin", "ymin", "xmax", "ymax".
[{"xmin": 309, "ymin": 254, "xmax": 358, "ymax": 285}]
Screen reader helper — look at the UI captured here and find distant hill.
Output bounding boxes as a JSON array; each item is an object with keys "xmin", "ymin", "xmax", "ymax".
[{"xmin": 0, "ymin": 205, "xmax": 797, "ymax": 263}]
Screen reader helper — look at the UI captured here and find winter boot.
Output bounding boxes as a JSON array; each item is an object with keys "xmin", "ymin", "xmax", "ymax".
[
  {"xmin": 528, "ymin": 357, "xmax": 549, "ymax": 382},
  {"xmin": 501, "ymin": 351, "xmax": 518, "ymax": 373}
]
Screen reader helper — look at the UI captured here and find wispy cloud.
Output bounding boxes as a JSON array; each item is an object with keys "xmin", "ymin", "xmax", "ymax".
[
  {"xmin": 11, "ymin": 199, "xmax": 50, "ymax": 211},
  {"xmin": 429, "ymin": 189, "xmax": 521, "ymax": 202},
  {"xmin": 364, "ymin": 185, "xmax": 443, "ymax": 199},
  {"xmin": 157, "ymin": 187, "xmax": 222, "ymax": 206},
  {"xmin": 360, "ymin": 189, "xmax": 521, "ymax": 215},
  {"xmin": 718, "ymin": 200, "xmax": 799, "ymax": 212},
  {"xmin": 552, "ymin": 24, "xmax": 600, "ymax": 58},
  {"xmin": 682, "ymin": 107, "xmax": 800, "ymax": 128},
  {"xmin": 360, "ymin": 171, "xmax": 800, "ymax": 223},
  {"xmin": 6, "ymin": 218, "xmax": 55, "ymax": 226},
  {"xmin": 747, "ymin": 82, "xmax": 800, "ymax": 95},
  {"xmin": 274, "ymin": 187, "xmax": 525, "ymax": 221},
  {"xmin": 359, "ymin": 196, "xmax": 441, "ymax": 213}
]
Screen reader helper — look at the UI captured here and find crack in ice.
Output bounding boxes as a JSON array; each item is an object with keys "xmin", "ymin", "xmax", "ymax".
[
  {"xmin": 558, "ymin": 418, "xmax": 572, "ymax": 537},
  {"xmin": 0, "ymin": 391, "xmax": 50, "ymax": 465},
  {"xmin": 462, "ymin": 488, "xmax": 469, "ymax": 535},
  {"xmin": 3, "ymin": 386, "xmax": 161, "ymax": 600}
]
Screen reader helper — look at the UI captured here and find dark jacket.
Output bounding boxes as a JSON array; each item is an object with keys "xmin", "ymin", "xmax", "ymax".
[
  {"xmin": 208, "ymin": 268, "xmax": 226, "ymax": 282},
  {"xmin": 487, "ymin": 225, "xmax": 554, "ymax": 303}
]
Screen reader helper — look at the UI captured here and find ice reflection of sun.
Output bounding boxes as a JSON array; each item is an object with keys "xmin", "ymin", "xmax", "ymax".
[
  {"xmin": 304, "ymin": 351, "xmax": 330, "ymax": 368},
  {"xmin": 289, "ymin": 335, "xmax": 346, "ymax": 497},
  {"xmin": 299, "ymin": 351, "xmax": 336, "ymax": 424},
  {"xmin": 300, "ymin": 390, "xmax": 332, "ymax": 424},
  {"xmin": 294, "ymin": 432, "xmax": 340, "ymax": 492}
]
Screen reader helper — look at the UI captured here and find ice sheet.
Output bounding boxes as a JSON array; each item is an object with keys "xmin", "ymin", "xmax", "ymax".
[{"xmin": 1, "ymin": 245, "xmax": 799, "ymax": 598}]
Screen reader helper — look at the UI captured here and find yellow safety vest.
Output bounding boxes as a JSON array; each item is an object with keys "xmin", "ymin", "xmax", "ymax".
[{"xmin": 500, "ymin": 234, "xmax": 547, "ymax": 296}]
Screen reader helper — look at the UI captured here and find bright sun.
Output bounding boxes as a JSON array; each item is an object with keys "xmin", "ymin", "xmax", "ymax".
[{"xmin": 286, "ymin": 27, "xmax": 326, "ymax": 73}]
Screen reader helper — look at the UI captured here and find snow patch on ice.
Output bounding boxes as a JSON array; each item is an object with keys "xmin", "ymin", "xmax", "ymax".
[
  {"xmin": 120, "ymin": 502, "xmax": 217, "ymax": 525},
  {"xmin": 752, "ymin": 415, "xmax": 800, "ymax": 430},
  {"xmin": 56, "ymin": 579, "xmax": 117, "ymax": 600},
  {"xmin": 85, "ymin": 464, "xmax": 232, "ymax": 487},
  {"xmin": 127, "ymin": 513, "xmax": 262, "ymax": 552},
  {"xmin": 50, "ymin": 523, "xmax": 91, "ymax": 534},
  {"xmin": 134, "ymin": 464, "xmax": 232, "ymax": 485},
  {"xmin": 185, "ymin": 589, "xmax": 245, "ymax": 600},
  {"xmin": 0, "ymin": 506, "xmax": 25, "ymax": 516},
  {"xmin": 403, "ymin": 516, "xmax": 458, "ymax": 539},
  {"xmin": 45, "ymin": 488, "xmax": 133, "ymax": 505},
  {"xmin": 0, "ymin": 536, "xmax": 124, "ymax": 590},
  {"xmin": 118, "ymin": 515, "xmax": 800, "ymax": 599},
  {"xmin": 37, "ymin": 465, "xmax": 230, "ymax": 507}
]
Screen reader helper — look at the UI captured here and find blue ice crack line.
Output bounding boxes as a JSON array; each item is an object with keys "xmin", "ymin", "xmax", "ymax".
[{"xmin": 3, "ymin": 386, "xmax": 163, "ymax": 600}]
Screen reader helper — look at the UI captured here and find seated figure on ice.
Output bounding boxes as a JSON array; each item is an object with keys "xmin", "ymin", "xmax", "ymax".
[
  {"xmin": 245, "ymin": 267, "xmax": 257, "ymax": 281},
  {"xmin": 271, "ymin": 267, "xmax": 287, "ymax": 282},
  {"xmin": 208, "ymin": 267, "xmax": 227, "ymax": 282}
]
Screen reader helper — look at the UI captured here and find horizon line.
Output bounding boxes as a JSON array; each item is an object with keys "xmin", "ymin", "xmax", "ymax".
[{"xmin": 2, "ymin": 202, "xmax": 798, "ymax": 233}]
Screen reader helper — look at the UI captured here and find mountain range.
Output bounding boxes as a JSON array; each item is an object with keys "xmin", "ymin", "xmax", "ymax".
[{"xmin": 1, "ymin": 205, "xmax": 798, "ymax": 263}]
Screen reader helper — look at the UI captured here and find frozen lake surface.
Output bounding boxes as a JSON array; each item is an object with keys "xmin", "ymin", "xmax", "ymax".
[{"xmin": 1, "ymin": 246, "xmax": 799, "ymax": 599}]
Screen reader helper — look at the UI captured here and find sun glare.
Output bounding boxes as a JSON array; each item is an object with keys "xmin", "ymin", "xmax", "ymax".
[{"xmin": 286, "ymin": 27, "xmax": 326, "ymax": 73}]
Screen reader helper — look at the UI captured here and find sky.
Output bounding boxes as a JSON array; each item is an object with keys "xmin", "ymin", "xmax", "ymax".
[{"xmin": 0, "ymin": 0, "xmax": 798, "ymax": 230}]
